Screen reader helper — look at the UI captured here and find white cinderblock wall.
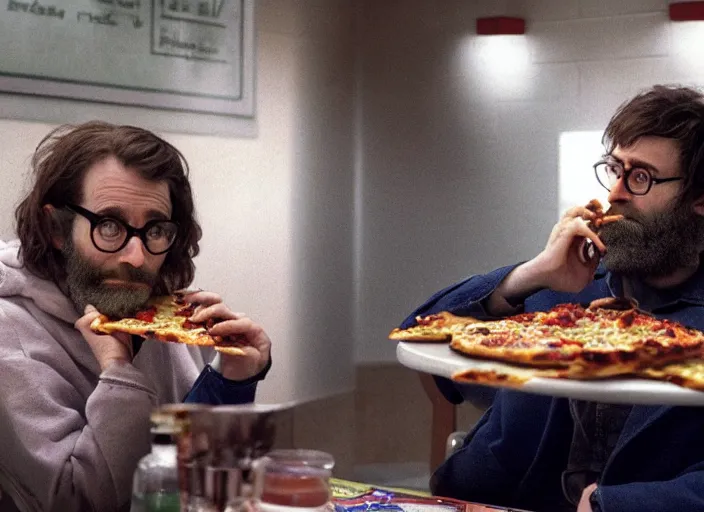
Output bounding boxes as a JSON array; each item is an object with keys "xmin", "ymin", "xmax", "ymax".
[{"xmin": 356, "ymin": 0, "xmax": 704, "ymax": 362}]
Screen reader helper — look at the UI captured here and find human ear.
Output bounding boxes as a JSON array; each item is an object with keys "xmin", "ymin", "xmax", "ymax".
[{"xmin": 42, "ymin": 204, "xmax": 65, "ymax": 250}]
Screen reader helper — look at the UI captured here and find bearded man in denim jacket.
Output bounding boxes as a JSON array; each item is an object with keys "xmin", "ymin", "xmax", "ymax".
[{"xmin": 401, "ymin": 85, "xmax": 704, "ymax": 512}]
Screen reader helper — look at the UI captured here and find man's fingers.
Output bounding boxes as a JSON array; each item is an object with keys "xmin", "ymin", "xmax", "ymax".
[
  {"xmin": 564, "ymin": 206, "xmax": 595, "ymax": 220},
  {"xmin": 572, "ymin": 221, "xmax": 607, "ymax": 254},
  {"xmin": 584, "ymin": 199, "xmax": 604, "ymax": 214},
  {"xmin": 190, "ymin": 303, "xmax": 241, "ymax": 322},
  {"xmin": 74, "ymin": 305, "xmax": 101, "ymax": 330},
  {"xmin": 208, "ymin": 317, "xmax": 256, "ymax": 336},
  {"xmin": 183, "ymin": 291, "xmax": 222, "ymax": 307}
]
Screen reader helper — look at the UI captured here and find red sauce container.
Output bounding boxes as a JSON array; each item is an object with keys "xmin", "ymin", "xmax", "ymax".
[{"xmin": 260, "ymin": 450, "xmax": 335, "ymax": 509}]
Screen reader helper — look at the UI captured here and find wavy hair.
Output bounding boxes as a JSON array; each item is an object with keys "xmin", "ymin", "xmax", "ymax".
[
  {"xmin": 15, "ymin": 121, "xmax": 202, "ymax": 293},
  {"xmin": 604, "ymin": 84, "xmax": 704, "ymax": 204}
]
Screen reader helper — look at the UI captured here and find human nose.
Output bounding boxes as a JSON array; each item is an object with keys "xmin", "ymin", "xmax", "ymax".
[
  {"xmin": 118, "ymin": 235, "xmax": 146, "ymax": 267},
  {"xmin": 607, "ymin": 172, "xmax": 632, "ymax": 203}
]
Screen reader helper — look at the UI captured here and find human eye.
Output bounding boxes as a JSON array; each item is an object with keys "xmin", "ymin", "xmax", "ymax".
[
  {"xmin": 146, "ymin": 222, "xmax": 177, "ymax": 241},
  {"xmin": 146, "ymin": 223, "xmax": 167, "ymax": 240},
  {"xmin": 96, "ymin": 219, "xmax": 124, "ymax": 240},
  {"xmin": 631, "ymin": 168, "xmax": 650, "ymax": 185}
]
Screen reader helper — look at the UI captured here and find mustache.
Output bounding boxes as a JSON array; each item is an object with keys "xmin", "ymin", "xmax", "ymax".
[
  {"xmin": 605, "ymin": 205, "xmax": 640, "ymax": 220},
  {"xmin": 604, "ymin": 206, "xmax": 653, "ymax": 228},
  {"xmin": 97, "ymin": 265, "xmax": 157, "ymax": 286}
]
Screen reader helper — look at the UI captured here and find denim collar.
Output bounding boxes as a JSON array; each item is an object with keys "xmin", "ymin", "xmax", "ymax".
[{"xmin": 599, "ymin": 260, "xmax": 704, "ymax": 312}]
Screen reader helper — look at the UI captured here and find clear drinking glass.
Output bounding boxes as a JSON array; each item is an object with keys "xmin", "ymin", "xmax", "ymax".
[{"xmin": 259, "ymin": 449, "xmax": 335, "ymax": 511}]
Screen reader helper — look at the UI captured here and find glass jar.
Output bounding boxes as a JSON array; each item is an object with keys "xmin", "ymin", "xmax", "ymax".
[{"xmin": 259, "ymin": 450, "xmax": 335, "ymax": 511}]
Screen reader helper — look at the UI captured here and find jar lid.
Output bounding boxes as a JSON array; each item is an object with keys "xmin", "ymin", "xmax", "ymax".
[{"xmin": 265, "ymin": 449, "xmax": 335, "ymax": 476}]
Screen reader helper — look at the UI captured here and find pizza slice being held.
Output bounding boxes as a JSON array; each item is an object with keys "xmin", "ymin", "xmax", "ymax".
[
  {"xmin": 584, "ymin": 198, "xmax": 624, "ymax": 227},
  {"xmin": 388, "ymin": 311, "xmax": 479, "ymax": 342},
  {"xmin": 90, "ymin": 294, "xmax": 247, "ymax": 355}
]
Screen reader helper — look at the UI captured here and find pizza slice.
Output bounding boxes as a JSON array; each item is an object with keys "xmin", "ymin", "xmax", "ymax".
[
  {"xmin": 388, "ymin": 311, "xmax": 479, "ymax": 342},
  {"xmin": 452, "ymin": 366, "xmax": 569, "ymax": 388},
  {"xmin": 585, "ymin": 198, "xmax": 624, "ymax": 228},
  {"xmin": 639, "ymin": 359, "xmax": 704, "ymax": 391},
  {"xmin": 453, "ymin": 357, "xmax": 704, "ymax": 392},
  {"xmin": 90, "ymin": 293, "xmax": 247, "ymax": 355}
]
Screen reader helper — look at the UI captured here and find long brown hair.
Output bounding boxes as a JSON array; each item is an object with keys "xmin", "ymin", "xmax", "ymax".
[
  {"xmin": 603, "ymin": 84, "xmax": 704, "ymax": 204},
  {"xmin": 15, "ymin": 121, "xmax": 202, "ymax": 292}
]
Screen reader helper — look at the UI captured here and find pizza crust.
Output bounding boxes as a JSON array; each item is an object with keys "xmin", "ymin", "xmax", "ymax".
[
  {"xmin": 452, "ymin": 366, "xmax": 567, "ymax": 387},
  {"xmin": 388, "ymin": 311, "xmax": 479, "ymax": 342},
  {"xmin": 640, "ymin": 359, "xmax": 704, "ymax": 390}
]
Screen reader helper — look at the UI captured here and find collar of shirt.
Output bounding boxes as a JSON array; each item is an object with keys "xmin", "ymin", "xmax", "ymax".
[{"xmin": 599, "ymin": 261, "xmax": 704, "ymax": 312}]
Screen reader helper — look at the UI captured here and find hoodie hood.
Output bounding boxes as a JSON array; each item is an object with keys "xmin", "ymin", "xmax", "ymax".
[{"xmin": 0, "ymin": 239, "xmax": 79, "ymax": 324}]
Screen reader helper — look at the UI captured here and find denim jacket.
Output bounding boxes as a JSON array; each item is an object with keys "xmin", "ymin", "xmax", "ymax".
[{"xmin": 403, "ymin": 263, "xmax": 704, "ymax": 512}]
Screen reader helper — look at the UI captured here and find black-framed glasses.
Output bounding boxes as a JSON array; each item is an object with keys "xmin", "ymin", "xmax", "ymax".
[
  {"xmin": 64, "ymin": 203, "xmax": 179, "ymax": 255},
  {"xmin": 593, "ymin": 159, "xmax": 684, "ymax": 196}
]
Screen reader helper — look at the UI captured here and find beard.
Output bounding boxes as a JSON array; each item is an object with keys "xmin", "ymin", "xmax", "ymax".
[
  {"xmin": 599, "ymin": 201, "xmax": 704, "ymax": 279},
  {"xmin": 63, "ymin": 239, "xmax": 157, "ymax": 318}
]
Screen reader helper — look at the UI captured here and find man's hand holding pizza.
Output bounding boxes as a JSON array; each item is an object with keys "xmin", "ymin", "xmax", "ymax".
[
  {"xmin": 487, "ymin": 201, "xmax": 610, "ymax": 316},
  {"xmin": 528, "ymin": 204, "xmax": 608, "ymax": 293},
  {"xmin": 76, "ymin": 305, "xmax": 135, "ymax": 371},
  {"xmin": 184, "ymin": 291, "xmax": 272, "ymax": 381}
]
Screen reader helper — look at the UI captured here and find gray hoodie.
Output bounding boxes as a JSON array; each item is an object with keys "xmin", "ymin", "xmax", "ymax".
[{"xmin": 0, "ymin": 240, "xmax": 208, "ymax": 511}]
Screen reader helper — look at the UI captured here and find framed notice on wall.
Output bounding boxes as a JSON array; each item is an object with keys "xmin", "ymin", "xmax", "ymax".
[{"xmin": 0, "ymin": 0, "xmax": 254, "ymax": 118}]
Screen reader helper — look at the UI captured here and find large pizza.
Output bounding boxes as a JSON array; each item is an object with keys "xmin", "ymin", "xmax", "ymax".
[{"xmin": 390, "ymin": 298, "xmax": 704, "ymax": 390}]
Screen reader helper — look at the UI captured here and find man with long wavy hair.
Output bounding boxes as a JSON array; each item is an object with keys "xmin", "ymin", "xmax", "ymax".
[{"xmin": 0, "ymin": 122, "xmax": 271, "ymax": 511}]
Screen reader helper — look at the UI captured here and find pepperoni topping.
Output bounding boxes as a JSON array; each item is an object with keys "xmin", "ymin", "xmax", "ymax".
[
  {"xmin": 183, "ymin": 320, "xmax": 201, "ymax": 330},
  {"xmin": 543, "ymin": 311, "xmax": 578, "ymax": 328},
  {"xmin": 617, "ymin": 310, "xmax": 636, "ymax": 328},
  {"xmin": 175, "ymin": 304, "xmax": 196, "ymax": 317},
  {"xmin": 549, "ymin": 338, "xmax": 583, "ymax": 348},
  {"xmin": 135, "ymin": 307, "xmax": 157, "ymax": 323},
  {"xmin": 508, "ymin": 312, "xmax": 538, "ymax": 324}
]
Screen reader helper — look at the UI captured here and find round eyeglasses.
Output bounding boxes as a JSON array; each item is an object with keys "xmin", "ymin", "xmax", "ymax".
[
  {"xmin": 64, "ymin": 203, "xmax": 179, "ymax": 255},
  {"xmin": 594, "ymin": 159, "xmax": 684, "ymax": 196}
]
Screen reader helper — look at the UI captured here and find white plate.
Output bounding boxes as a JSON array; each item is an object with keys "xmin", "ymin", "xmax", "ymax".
[{"xmin": 396, "ymin": 342, "xmax": 704, "ymax": 406}]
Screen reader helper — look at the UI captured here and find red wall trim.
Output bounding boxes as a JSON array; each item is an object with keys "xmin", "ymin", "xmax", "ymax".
[
  {"xmin": 669, "ymin": 2, "xmax": 704, "ymax": 21},
  {"xmin": 476, "ymin": 17, "xmax": 526, "ymax": 35}
]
